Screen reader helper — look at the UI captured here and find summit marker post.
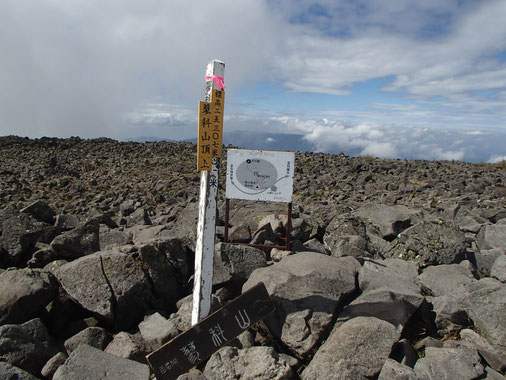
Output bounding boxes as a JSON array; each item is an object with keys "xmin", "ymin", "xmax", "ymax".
[{"xmin": 192, "ymin": 60, "xmax": 225, "ymax": 325}]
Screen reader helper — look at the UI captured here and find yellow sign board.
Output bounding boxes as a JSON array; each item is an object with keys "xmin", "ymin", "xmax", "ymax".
[{"xmin": 197, "ymin": 89, "xmax": 225, "ymax": 170}]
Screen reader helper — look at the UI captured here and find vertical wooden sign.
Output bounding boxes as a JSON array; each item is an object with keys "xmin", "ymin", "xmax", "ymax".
[
  {"xmin": 193, "ymin": 60, "xmax": 225, "ymax": 325},
  {"xmin": 197, "ymin": 89, "xmax": 225, "ymax": 170}
]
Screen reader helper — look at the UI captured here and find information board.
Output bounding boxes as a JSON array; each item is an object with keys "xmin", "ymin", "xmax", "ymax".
[{"xmin": 226, "ymin": 149, "xmax": 295, "ymax": 203}]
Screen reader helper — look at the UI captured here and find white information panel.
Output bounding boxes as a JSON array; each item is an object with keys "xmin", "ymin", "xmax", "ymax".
[{"xmin": 226, "ymin": 148, "xmax": 295, "ymax": 203}]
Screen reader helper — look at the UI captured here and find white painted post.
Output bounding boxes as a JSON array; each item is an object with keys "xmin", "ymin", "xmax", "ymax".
[{"xmin": 192, "ymin": 59, "xmax": 225, "ymax": 325}]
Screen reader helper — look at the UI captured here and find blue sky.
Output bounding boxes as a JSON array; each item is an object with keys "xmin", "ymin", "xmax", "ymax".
[{"xmin": 1, "ymin": 0, "xmax": 505, "ymax": 162}]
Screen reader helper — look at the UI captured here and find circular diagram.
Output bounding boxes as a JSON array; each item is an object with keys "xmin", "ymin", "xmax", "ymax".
[{"xmin": 236, "ymin": 158, "xmax": 278, "ymax": 192}]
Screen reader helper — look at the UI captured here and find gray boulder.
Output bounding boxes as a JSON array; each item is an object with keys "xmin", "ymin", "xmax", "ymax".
[
  {"xmin": 213, "ymin": 242, "xmax": 267, "ymax": 285},
  {"xmin": 290, "ymin": 217, "xmax": 313, "ymax": 242},
  {"xmin": 460, "ymin": 278, "xmax": 506, "ymax": 354},
  {"xmin": 53, "ymin": 344, "xmax": 150, "ymax": 380},
  {"xmin": 0, "ymin": 268, "xmax": 58, "ymax": 325},
  {"xmin": 0, "ymin": 318, "xmax": 58, "ymax": 377},
  {"xmin": 413, "ymin": 347, "xmax": 484, "ymax": 380},
  {"xmin": 355, "ymin": 203, "xmax": 421, "ymax": 240},
  {"xmin": 359, "ymin": 258, "xmax": 421, "ymax": 295},
  {"xmin": 126, "ymin": 207, "xmax": 151, "ymax": 227},
  {"xmin": 104, "ymin": 331, "xmax": 151, "ymax": 363},
  {"xmin": 99, "ymin": 225, "xmax": 133, "ymax": 250},
  {"xmin": 388, "ymin": 219, "xmax": 467, "ymax": 266},
  {"xmin": 418, "ymin": 264, "xmax": 476, "ymax": 297},
  {"xmin": 431, "ymin": 295, "xmax": 471, "ymax": 334},
  {"xmin": 64, "ymin": 326, "xmax": 113, "ymax": 353},
  {"xmin": 243, "ymin": 252, "xmax": 360, "ymax": 357},
  {"xmin": 302, "ymin": 316, "xmax": 401, "ymax": 379},
  {"xmin": 203, "ymin": 346, "xmax": 293, "ymax": 380},
  {"xmin": 459, "ymin": 328, "xmax": 506, "ymax": 373},
  {"xmin": 227, "ymin": 223, "xmax": 251, "ymax": 243},
  {"xmin": 477, "ymin": 224, "xmax": 506, "ymax": 251},
  {"xmin": 0, "ymin": 362, "xmax": 40, "ymax": 380},
  {"xmin": 55, "ymin": 250, "xmax": 175, "ymax": 330},
  {"xmin": 473, "ymin": 248, "xmax": 504, "ymax": 278},
  {"xmin": 41, "ymin": 352, "xmax": 68, "ymax": 379}
]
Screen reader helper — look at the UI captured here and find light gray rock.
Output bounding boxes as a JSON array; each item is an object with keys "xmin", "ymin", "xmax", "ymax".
[
  {"xmin": 99, "ymin": 225, "xmax": 133, "ymax": 250},
  {"xmin": 0, "ymin": 268, "xmax": 58, "ymax": 325},
  {"xmin": 418, "ymin": 264, "xmax": 476, "ymax": 297},
  {"xmin": 431, "ymin": 295, "xmax": 471, "ymax": 334},
  {"xmin": 323, "ymin": 215, "xmax": 371, "ymax": 258},
  {"xmin": 41, "ymin": 352, "xmax": 68, "ymax": 379},
  {"xmin": 290, "ymin": 217, "xmax": 313, "ymax": 242},
  {"xmin": 129, "ymin": 224, "xmax": 166, "ymax": 244},
  {"xmin": 213, "ymin": 242, "xmax": 267, "ymax": 285},
  {"xmin": 301, "ymin": 316, "xmax": 401, "ymax": 379},
  {"xmin": 257, "ymin": 214, "xmax": 286, "ymax": 235},
  {"xmin": 355, "ymin": 203, "xmax": 421, "ymax": 240},
  {"xmin": 104, "ymin": 332, "xmax": 151, "ymax": 363},
  {"xmin": 303, "ymin": 238, "xmax": 331, "ymax": 254},
  {"xmin": 177, "ymin": 369, "xmax": 208, "ymax": 379},
  {"xmin": 414, "ymin": 347, "xmax": 484, "ymax": 380},
  {"xmin": 64, "ymin": 326, "xmax": 113, "ymax": 353},
  {"xmin": 359, "ymin": 258, "xmax": 421, "ymax": 295},
  {"xmin": 0, "ymin": 362, "xmax": 40, "ymax": 380},
  {"xmin": 490, "ymin": 254, "xmax": 506, "ymax": 283},
  {"xmin": 126, "ymin": 207, "xmax": 151, "ymax": 228},
  {"xmin": 203, "ymin": 346, "xmax": 293, "ymax": 380},
  {"xmin": 477, "ymin": 224, "xmax": 506, "ymax": 251},
  {"xmin": 138, "ymin": 312, "xmax": 179, "ymax": 350},
  {"xmin": 483, "ymin": 366, "xmax": 506, "ymax": 380},
  {"xmin": 169, "ymin": 293, "xmax": 221, "ymax": 333},
  {"xmin": 0, "ymin": 318, "xmax": 58, "ymax": 377},
  {"xmin": 53, "ymin": 344, "xmax": 150, "ymax": 380},
  {"xmin": 243, "ymin": 253, "xmax": 360, "ymax": 358},
  {"xmin": 270, "ymin": 247, "xmax": 292, "ymax": 262},
  {"xmin": 250, "ymin": 222, "xmax": 276, "ymax": 245},
  {"xmin": 54, "ymin": 214, "xmax": 80, "ymax": 232},
  {"xmin": 378, "ymin": 359, "xmax": 417, "ymax": 380}
]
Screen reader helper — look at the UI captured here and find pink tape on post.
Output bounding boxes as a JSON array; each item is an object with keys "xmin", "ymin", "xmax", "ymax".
[{"xmin": 205, "ymin": 75, "xmax": 225, "ymax": 90}]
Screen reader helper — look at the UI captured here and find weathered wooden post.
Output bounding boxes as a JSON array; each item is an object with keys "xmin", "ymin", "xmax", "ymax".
[{"xmin": 192, "ymin": 59, "xmax": 225, "ymax": 325}]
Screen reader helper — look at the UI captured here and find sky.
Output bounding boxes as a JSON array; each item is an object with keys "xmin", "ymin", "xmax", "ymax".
[{"xmin": 1, "ymin": 0, "xmax": 505, "ymax": 163}]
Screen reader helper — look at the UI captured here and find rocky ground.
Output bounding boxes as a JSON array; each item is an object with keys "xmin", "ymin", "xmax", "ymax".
[{"xmin": 0, "ymin": 135, "xmax": 505, "ymax": 380}]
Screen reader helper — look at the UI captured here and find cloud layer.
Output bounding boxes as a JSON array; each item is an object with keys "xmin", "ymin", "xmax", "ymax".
[{"xmin": 0, "ymin": 0, "xmax": 504, "ymax": 161}]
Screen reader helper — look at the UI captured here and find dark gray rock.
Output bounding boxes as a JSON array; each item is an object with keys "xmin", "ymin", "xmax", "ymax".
[
  {"xmin": 431, "ymin": 295, "xmax": 471, "ymax": 334},
  {"xmin": 203, "ymin": 346, "xmax": 294, "ymax": 380},
  {"xmin": 257, "ymin": 214, "xmax": 286, "ymax": 235},
  {"xmin": 302, "ymin": 238, "xmax": 331, "ymax": 254},
  {"xmin": 359, "ymin": 258, "xmax": 421, "ymax": 295},
  {"xmin": 323, "ymin": 215, "xmax": 372, "ymax": 258},
  {"xmin": 388, "ymin": 219, "xmax": 467, "ymax": 266},
  {"xmin": 126, "ymin": 207, "xmax": 151, "ymax": 227},
  {"xmin": 53, "ymin": 344, "xmax": 150, "ymax": 380},
  {"xmin": 250, "ymin": 222, "xmax": 276, "ymax": 245},
  {"xmin": 0, "ymin": 268, "xmax": 58, "ymax": 325},
  {"xmin": 0, "ymin": 318, "xmax": 58, "ymax": 377},
  {"xmin": 243, "ymin": 253, "xmax": 360, "ymax": 358},
  {"xmin": 138, "ymin": 312, "xmax": 178, "ymax": 350},
  {"xmin": 169, "ymin": 293, "xmax": 221, "ymax": 333},
  {"xmin": 54, "ymin": 214, "xmax": 81, "ymax": 232},
  {"xmin": 302, "ymin": 316, "xmax": 401, "ymax": 379},
  {"xmin": 20, "ymin": 200, "xmax": 56, "ymax": 225},
  {"xmin": 99, "ymin": 225, "xmax": 133, "ymax": 250},
  {"xmin": 50, "ymin": 219, "xmax": 100, "ymax": 260},
  {"xmin": 459, "ymin": 328, "xmax": 506, "ymax": 373},
  {"xmin": 413, "ymin": 347, "xmax": 484, "ymax": 380},
  {"xmin": 0, "ymin": 362, "xmax": 40, "ymax": 380},
  {"xmin": 355, "ymin": 203, "xmax": 421, "ymax": 240},
  {"xmin": 472, "ymin": 248, "xmax": 504, "ymax": 278},
  {"xmin": 290, "ymin": 217, "xmax": 313, "ymax": 242},
  {"xmin": 1, "ymin": 210, "xmax": 53, "ymax": 266},
  {"xmin": 64, "ymin": 327, "xmax": 113, "ymax": 353},
  {"xmin": 213, "ymin": 242, "xmax": 267, "ymax": 285}
]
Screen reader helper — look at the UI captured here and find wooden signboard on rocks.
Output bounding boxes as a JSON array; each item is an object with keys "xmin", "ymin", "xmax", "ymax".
[{"xmin": 146, "ymin": 282, "xmax": 275, "ymax": 380}]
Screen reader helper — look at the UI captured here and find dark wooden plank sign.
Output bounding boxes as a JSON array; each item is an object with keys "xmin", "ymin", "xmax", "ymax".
[{"xmin": 146, "ymin": 282, "xmax": 275, "ymax": 380}]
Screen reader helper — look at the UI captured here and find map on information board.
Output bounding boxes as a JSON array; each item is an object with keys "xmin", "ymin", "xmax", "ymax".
[{"xmin": 226, "ymin": 149, "xmax": 295, "ymax": 203}]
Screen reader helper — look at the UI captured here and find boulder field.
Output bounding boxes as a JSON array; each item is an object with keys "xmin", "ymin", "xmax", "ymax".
[{"xmin": 0, "ymin": 136, "xmax": 505, "ymax": 379}]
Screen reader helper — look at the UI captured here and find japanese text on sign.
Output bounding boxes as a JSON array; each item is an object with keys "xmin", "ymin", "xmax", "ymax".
[{"xmin": 197, "ymin": 89, "xmax": 225, "ymax": 170}]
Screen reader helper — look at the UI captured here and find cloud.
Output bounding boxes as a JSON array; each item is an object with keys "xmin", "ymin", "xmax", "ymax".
[{"xmin": 488, "ymin": 155, "xmax": 506, "ymax": 163}]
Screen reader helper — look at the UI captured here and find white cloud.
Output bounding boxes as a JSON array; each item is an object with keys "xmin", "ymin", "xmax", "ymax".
[{"xmin": 488, "ymin": 155, "xmax": 506, "ymax": 163}]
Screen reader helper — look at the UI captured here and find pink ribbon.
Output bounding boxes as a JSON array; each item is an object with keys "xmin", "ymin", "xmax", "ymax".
[{"xmin": 206, "ymin": 75, "xmax": 225, "ymax": 90}]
